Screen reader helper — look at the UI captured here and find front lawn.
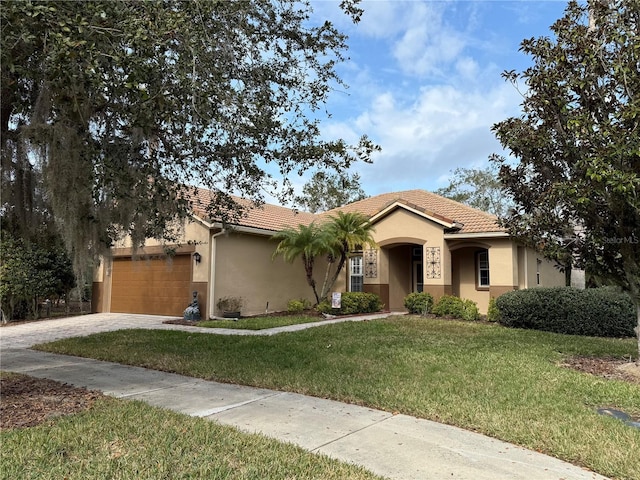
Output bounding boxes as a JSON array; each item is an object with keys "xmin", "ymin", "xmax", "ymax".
[
  {"xmin": 35, "ymin": 316, "xmax": 640, "ymax": 480},
  {"xmin": 0, "ymin": 380, "xmax": 382, "ymax": 480}
]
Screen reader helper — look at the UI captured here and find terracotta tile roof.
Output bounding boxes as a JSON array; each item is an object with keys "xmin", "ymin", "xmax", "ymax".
[
  {"xmin": 191, "ymin": 187, "xmax": 502, "ymax": 235},
  {"xmin": 323, "ymin": 190, "xmax": 503, "ymax": 234},
  {"xmin": 191, "ymin": 188, "xmax": 317, "ymax": 232}
]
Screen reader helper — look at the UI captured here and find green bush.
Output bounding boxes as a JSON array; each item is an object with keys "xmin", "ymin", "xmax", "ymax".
[
  {"xmin": 486, "ymin": 297, "xmax": 500, "ymax": 322},
  {"xmin": 287, "ymin": 298, "xmax": 311, "ymax": 313},
  {"xmin": 432, "ymin": 295, "xmax": 480, "ymax": 321},
  {"xmin": 287, "ymin": 299, "xmax": 305, "ymax": 313},
  {"xmin": 495, "ymin": 287, "xmax": 636, "ymax": 337},
  {"xmin": 432, "ymin": 295, "xmax": 464, "ymax": 318},
  {"xmin": 403, "ymin": 292, "xmax": 434, "ymax": 315},
  {"xmin": 315, "ymin": 292, "xmax": 383, "ymax": 315},
  {"xmin": 461, "ymin": 299, "xmax": 481, "ymax": 321}
]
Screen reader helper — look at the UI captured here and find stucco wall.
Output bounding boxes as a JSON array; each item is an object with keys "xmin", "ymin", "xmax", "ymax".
[
  {"xmin": 449, "ymin": 238, "xmax": 519, "ymax": 314},
  {"xmin": 517, "ymin": 247, "xmax": 566, "ymax": 289},
  {"xmin": 212, "ymin": 232, "xmax": 325, "ymax": 317},
  {"xmin": 374, "ymin": 210, "xmax": 447, "ymax": 288}
]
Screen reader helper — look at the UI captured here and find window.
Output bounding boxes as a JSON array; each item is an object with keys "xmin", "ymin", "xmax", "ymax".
[
  {"xmin": 477, "ymin": 250, "xmax": 490, "ymax": 288},
  {"xmin": 349, "ymin": 255, "xmax": 363, "ymax": 292}
]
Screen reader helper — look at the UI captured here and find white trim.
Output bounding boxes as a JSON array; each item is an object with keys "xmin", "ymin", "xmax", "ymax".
[
  {"xmin": 477, "ymin": 250, "xmax": 490, "ymax": 287},
  {"xmin": 190, "ymin": 214, "xmax": 216, "ymax": 229},
  {"xmin": 349, "ymin": 255, "xmax": 364, "ymax": 292},
  {"xmin": 192, "ymin": 214, "xmax": 281, "ymax": 237},
  {"xmin": 444, "ymin": 231, "xmax": 509, "ymax": 239}
]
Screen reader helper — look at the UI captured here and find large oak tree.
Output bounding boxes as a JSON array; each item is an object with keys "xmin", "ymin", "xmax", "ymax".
[
  {"xmin": 492, "ymin": 0, "xmax": 640, "ymax": 356},
  {"xmin": 1, "ymin": 0, "xmax": 376, "ymax": 276}
]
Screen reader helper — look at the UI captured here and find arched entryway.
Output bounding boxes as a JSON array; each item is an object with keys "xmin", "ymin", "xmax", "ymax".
[{"xmin": 377, "ymin": 238, "xmax": 426, "ymax": 311}]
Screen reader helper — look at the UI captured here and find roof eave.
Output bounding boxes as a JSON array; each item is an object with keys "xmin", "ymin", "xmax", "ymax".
[{"xmin": 444, "ymin": 231, "xmax": 510, "ymax": 239}]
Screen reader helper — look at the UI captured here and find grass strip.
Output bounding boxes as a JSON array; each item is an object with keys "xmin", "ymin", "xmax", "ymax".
[
  {"xmin": 197, "ymin": 315, "xmax": 327, "ymax": 330},
  {"xmin": 0, "ymin": 396, "xmax": 382, "ymax": 480},
  {"xmin": 36, "ymin": 316, "xmax": 640, "ymax": 480}
]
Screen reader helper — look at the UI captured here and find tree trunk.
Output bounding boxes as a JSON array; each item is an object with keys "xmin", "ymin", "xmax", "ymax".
[
  {"xmin": 635, "ymin": 302, "xmax": 640, "ymax": 366},
  {"xmin": 302, "ymin": 255, "xmax": 321, "ymax": 305},
  {"xmin": 319, "ymin": 257, "xmax": 336, "ymax": 302},
  {"xmin": 320, "ymin": 254, "xmax": 347, "ymax": 300}
]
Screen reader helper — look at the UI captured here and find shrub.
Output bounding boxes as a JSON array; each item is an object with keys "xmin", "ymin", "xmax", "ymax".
[
  {"xmin": 486, "ymin": 297, "xmax": 500, "ymax": 322},
  {"xmin": 287, "ymin": 299, "xmax": 305, "ymax": 313},
  {"xmin": 432, "ymin": 295, "xmax": 464, "ymax": 318},
  {"xmin": 431, "ymin": 295, "xmax": 480, "ymax": 321},
  {"xmin": 315, "ymin": 300, "xmax": 332, "ymax": 314},
  {"xmin": 403, "ymin": 292, "xmax": 434, "ymax": 315},
  {"xmin": 495, "ymin": 287, "xmax": 635, "ymax": 337},
  {"xmin": 315, "ymin": 292, "xmax": 383, "ymax": 315},
  {"xmin": 461, "ymin": 299, "xmax": 481, "ymax": 321},
  {"xmin": 287, "ymin": 298, "xmax": 311, "ymax": 313}
]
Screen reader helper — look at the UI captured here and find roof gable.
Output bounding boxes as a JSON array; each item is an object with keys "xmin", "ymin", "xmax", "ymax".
[
  {"xmin": 367, "ymin": 200, "xmax": 459, "ymax": 229},
  {"xmin": 323, "ymin": 190, "xmax": 502, "ymax": 234}
]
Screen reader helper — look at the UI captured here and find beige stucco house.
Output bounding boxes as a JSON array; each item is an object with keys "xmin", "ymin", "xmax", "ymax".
[{"xmin": 92, "ymin": 189, "xmax": 565, "ymax": 317}]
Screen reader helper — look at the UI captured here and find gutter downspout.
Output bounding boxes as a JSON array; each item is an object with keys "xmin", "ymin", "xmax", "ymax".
[{"xmin": 209, "ymin": 229, "xmax": 227, "ymax": 319}]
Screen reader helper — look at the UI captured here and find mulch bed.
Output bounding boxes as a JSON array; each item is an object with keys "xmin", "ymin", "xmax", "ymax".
[
  {"xmin": 560, "ymin": 356, "xmax": 640, "ymax": 384},
  {"xmin": 0, "ymin": 374, "xmax": 103, "ymax": 430}
]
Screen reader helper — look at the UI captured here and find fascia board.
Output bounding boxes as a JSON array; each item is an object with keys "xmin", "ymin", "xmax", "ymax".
[
  {"xmin": 369, "ymin": 202, "xmax": 456, "ymax": 229},
  {"xmin": 444, "ymin": 231, "xmax": 510, "ymax": 239}
]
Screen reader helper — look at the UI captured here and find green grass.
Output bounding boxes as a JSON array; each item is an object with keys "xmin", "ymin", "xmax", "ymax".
[
  {"xmin": 197, "ymin": 315, "xmax": 327, "ymax": 330},
  {"xmin": 0, "ymin": 389, "xmax": 382, "ymax": 480},
  {"xmin": 35, "ymin": 316, "xmax": 640, "ymax": 480}
]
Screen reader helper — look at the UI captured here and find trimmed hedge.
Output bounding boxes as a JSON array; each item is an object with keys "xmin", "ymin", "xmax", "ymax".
[
  {"xmin": 432, "ymin": 295, "xmax": 480, "ymax": 321},
  {"xmin": 495, "ymin": 287, "xmax": 636, "ymax": 337},
  {"xmin": 403, "ymin": 292, "xmax": 434, "ymax": 315},
  {"xmin": 316, "ymin": 292, "xmax": 383, "ymax": 315}
]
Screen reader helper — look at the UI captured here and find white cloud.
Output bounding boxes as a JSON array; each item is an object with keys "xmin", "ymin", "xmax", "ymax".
[
  {"xmin": 301, "ymin": 0, "xmax": 563, "ymax": 200},
  {"xmin": 341, "ymin": 81, "xmax": 522, "ymax": 194},
  {"xmin": 393, "ymin": 16, "xmax": 467, "ymax": 77}
]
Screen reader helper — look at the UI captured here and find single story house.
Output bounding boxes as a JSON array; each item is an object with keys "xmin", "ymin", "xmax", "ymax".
[{"xmin": 92, "ymin": 189, "xmax": 565, "ymax": 317}]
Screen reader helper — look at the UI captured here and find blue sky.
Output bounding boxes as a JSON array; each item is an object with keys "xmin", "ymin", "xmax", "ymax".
[{"xmin": 289, "ymin": 0, "xmax": 571, "ymax": 200}]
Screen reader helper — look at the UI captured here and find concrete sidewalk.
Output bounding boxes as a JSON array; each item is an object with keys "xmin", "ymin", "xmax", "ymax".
[{"xmin": 0, "ymin": 314, "xmax": 608, "ymax": 480}]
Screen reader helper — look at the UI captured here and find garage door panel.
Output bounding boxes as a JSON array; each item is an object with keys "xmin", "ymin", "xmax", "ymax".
[{"xmin": 111, "ymin": 255, "xmax": 191, "ymax": 316}]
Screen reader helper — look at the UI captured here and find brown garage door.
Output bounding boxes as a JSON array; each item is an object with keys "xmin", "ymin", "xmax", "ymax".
[{"xmin": 111, "ymin": 255, "xmax": 191, "ymax": 316}]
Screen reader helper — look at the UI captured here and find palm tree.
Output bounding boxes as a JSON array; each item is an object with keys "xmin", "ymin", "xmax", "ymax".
[
  {"xmin": 271, "ymin": 223, "xmax": 328, "ymax": 305},
  {"xmin": 272, "ymin": 212, "xmax": 376, "ymax": 305},
  {"xmin": 319, "ymin": 211, "xmax": 376, "ymax": 300}
]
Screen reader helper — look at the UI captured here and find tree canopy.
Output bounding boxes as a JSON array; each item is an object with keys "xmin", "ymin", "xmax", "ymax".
[
  {"xmin": 1, "ymin": 0, "xmax": 377, "ymax": 276},
  {"xmin": 296, "ymin": 170, "xmax": 368, "ymax": 213},
  {"xmin": 435, "ymin": 165, "xmax": 512, "ymax": 220},
  {"xmin": 491, "ymin": 0, "xmax": 640, "ymax": 353}
]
